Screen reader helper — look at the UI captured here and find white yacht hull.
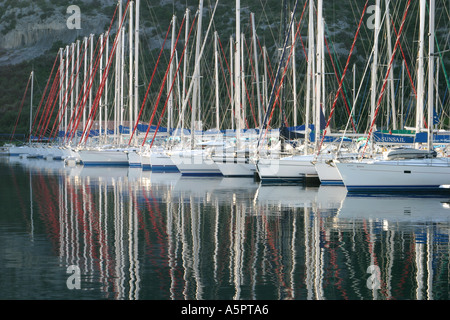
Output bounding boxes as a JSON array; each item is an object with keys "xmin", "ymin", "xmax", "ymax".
[
  {"xmin": 151, "ymin": 152, "xmax": 179, "ymax": 173},
  {"xmin": 212, "ymin": 155, "xmax": 257, "ymax": 177},
  {"xmin": 127, "ymin": 150, "xmax": 142, "ymax": 168},
  {"xmin": 79, "ymin": 149, "xmax": 129, "ymax": 167},
  {"xmin": 171, "ymin": 150, "xmax": 222, "ymax": 176},
  {"xmin": 315, "ymin": 160, "xmax": 344, "ymax": 185},
  {"xmin": 336, "ymin": 158, "xmax": 450, "ymax": 192},
  {"xmin": 256, "ymin": 154, "xmax": 322, "ymax": 182}
]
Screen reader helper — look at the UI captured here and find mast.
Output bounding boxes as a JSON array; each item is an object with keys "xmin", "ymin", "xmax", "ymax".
[
  {"xmin": 168, "ymin": 15, "xmax": 176, "ymax": 134},
  {"xmin": 304, "ymin": 0, "xmax": 314, "ymax": 154},
  {"xmin": 427, "ymin": 0, "xmax": 435, "ymax": 151},
  {"xmin": 251, "ymin": 12, "xmax": 262, "ymax": 128},
  {"xmin": 230, "ymin": 36, "xmax": 234, "ymax": 130},
  {"xmin": 263, "ymin": 45, "xmax": 268, "ymax": 119},
  {"xmin": 59, "ymin": 48, "xmax": 64, "ymax": 141},
  {"xmin": 76, "ymin": 40, "xmax": 80, "ymax": 133},
  {"xmin": 65, "ymin": 45, "xmax": 69, "ymax": 137},
  {"xmin": 70, "ymin": 42, "xmax": 75, "ymax": 138},
  {"xmin": 120, "ymin": 26, "xmax": 125, "ymax": 144},
  {"xmin": 29, "ymin": 70, "xmax": 34, "ymax": 144},
  {"xmin": 134, "ymin": 0, "xmax": 140, "ymax": 145},
  {"xmin": 416, "ymin": 0, "xmax": 426, "ymax": 134},
  {"xmin": 291, "ymin": 11, "xmax": 297, "ymax": 127},
  {"xmin": 240, "ymin": 32, "xmax": 246, "ymax": 126},
  {"xmin": 384, "ymin": 0, "xmax": 397, "ymax": 130},
  {"xmin": 182, "ymin": 9, "xmax": 189, "ymax": 131},
  {"xmin": 105, "ymin": 33, "xmax": 109, "ymax": 142},
  {"xmin": 370, "ymin": 0, "xmax": 380, "ymax": 138},
  {"xmin": 235, "ymin": 0, "xmax": 241, "ymax": 149},
  {"xmin": 129, "ymin": 0, "xmax": 134, "ymax": 141},
  {"xmin": 115, "ymin": 0, "xmax": 122, "ymax": 144},
  {"xmin": 191, "ymin": 0, "xmax": 204, "ymax": 149},
  {"xmin": 214, "ymin": 31, "xmax": 220, "ymax": 130},
  {"xmin": 99, "ymin": 33, "xmax": 103, "ymax": 139},
  {"xmin": 314, "ymin": 0, "xmax": 323, "ymax": 151},
  {"xmin": 83, "ymin": 37, "xmax": 88, "ymax": 137},
  {"xmin": 89, "ymin": 34, "xmax": 94, "ymax": 141}
]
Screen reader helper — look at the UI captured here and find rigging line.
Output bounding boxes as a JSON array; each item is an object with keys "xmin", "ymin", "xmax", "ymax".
[
  {"xmin": 63, "ymin": 35, "xmax": 102, "ymax": 142},
  {"xmin": 172, "ymin": 1, "xmax": 219, "ymax": 140},
  {"xmin": 79, "ymin": 1, "xmax": 124, "ymax": 145},
  {"xmin": 35, "ymin": 50, "xmax": 72, "ymax": 141},
  {"xmin": 257, "ymin": 0, "xmax": 304, "ymax": 150},
  {"xmin": 323, "ymin": 31, "xmax": 357, "ymax": 132},
  {"xmin": 31, "ymin": 51, "xmax": 60, "ymax": 137},
  {"xmin": 129, "ymin": 19, "xmax": 173, "ymax": 145},
  {"xmin": 36, "ymin": 69, "xmax": 59, "ymax": 141},
  {"xmin": 425, "ymin": 1, "xmax": 450, "ymax": 94},
  {"xmin": 316, "ymin": 0, "xmax": 370, "ymax": 157},
  {"xmin": 37, "ymin": 55, "xmax": 64, "ymax": 141},
  {"xmin": 64, "ymin": 40, "xmax": 92, "ymax": 143},
  {"xmin": 242, "ymin": 36, "xmax": 258, "ymax": 128},
  {"xmin": 10, "ymin": 73, "xmax": 32, "ymax": 143},
  {"xmin": 390, "ymin": 16, "xmax": 417, "ymax": 99},
  {"xmin": 148, "ymin": 11, "xmax": 198, "ymax": 149},
  {"xmin": 46, "ymin": 46, "xmax": 76, "ymax": 141},
  {"xmin": 217, "ymin": 36, "xmax": 234, "ymax": 119},
  {"xmin": 141, "ymin": 13, "xmax": 192, "ymax": 147},
  {"xmin": 39, "ymin": 68, "xmax": 62, "ymax": 141},
  {"xmin": 361, "ymin": 0, "xmax": 412, "ymax": 159}
]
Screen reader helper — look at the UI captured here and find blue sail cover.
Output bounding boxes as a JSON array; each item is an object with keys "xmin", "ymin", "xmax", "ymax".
[
  {"xmin": 373, "ymin": 131, "xmax": 415, "ymax": 144},
  {"xmin": 415, "ymin": 132, "xmax": 450, "ymax": 144}
]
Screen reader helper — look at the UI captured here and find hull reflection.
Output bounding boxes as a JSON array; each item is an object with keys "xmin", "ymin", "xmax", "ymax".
[{"xmin": 2, "ymin": 156, "xmax": 450, "ymax": 300}]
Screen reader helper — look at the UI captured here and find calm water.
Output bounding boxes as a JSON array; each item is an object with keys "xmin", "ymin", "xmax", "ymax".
[{"xmin": 1, "ymin": 156, "xmax": 450, "ymax": 301}]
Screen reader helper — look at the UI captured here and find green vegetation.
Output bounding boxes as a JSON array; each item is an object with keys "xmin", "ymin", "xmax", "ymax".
[{"xmin": 0, "ymin": 0, "xmax": 448, "ymax": 135}]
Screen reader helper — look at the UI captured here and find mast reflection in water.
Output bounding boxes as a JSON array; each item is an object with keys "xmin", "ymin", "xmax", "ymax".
[{"xmin": 1, "ymin": 157, "xmax": 450, "ymax": 300}]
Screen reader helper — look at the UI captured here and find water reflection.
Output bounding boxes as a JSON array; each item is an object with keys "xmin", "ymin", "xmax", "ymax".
[{"xmin": 1, "ymin": 156, "xmax": 450, "ymax": 300}]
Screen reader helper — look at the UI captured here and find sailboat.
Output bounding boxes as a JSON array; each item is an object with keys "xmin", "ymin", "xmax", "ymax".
[
  {"xmin": 336, "ymin": 0, "xmax": 450, "ymax": 192},
  {"xmin": 168, "ymin": 0, "xmax": 223, "ymax": 177},
  {"xmin": 255, "ymin": 0, "xmax": 330, "ymax": 183}
]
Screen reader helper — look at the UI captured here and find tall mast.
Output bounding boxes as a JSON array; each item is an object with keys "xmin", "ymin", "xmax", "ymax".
[
  {"xmin": 416, "ymin": 0, "xmax": 426, "ymax": 134},
  {"xmin": 230, "ymin": 36, "xmax": 234, "ymax": 130},
  {"xmin": 89, "ymin": 34, "xmax": 94, "ymax": 140},
  {"xmin": 76, "ymin": 40, "xmax": 80, "ymax": 132},
  {"xmin": 235, "ymin": 0, "xmax": 241, "ymax": 148},
  {"xmin": 65, "ymin": 45, "xmax": 69, "ymax": 137},
  {"xmin": 129, "ymin": 0, "xmax": 134, "ymax": 141},
  {"xmin": 314, "ymin": 0, "xmax": 323, "ymax": 151},
  {"xmin": 168, "ymin": 15, "xmax": 176, "ymax": 134},
  {"xmin": 182, "ymin": 9, "xmax": 190, "ymax": 131},
  {"xmin": 370, "ymin": 0, "xmax": 380, "ymax": 133},
  {"xmin": 427, "ymin": 0, "xmax": 435, "ymax": 150},
  {"xmin": 304, "ymin": 0, "xmax": 314, "ymax": 154},
  {"xmin": 99, "ymin": 33, "xmax": 103, "ymax": 139},
  {"xmin": 59, "ymin": 48, "xmax": 64, "ymax": 141},
  {"xmin": 134, "ymin": 0, "xmax": 140, "ymax": 145},
  {"xmin": 214, "ymin": 31, "xmax": 220, "ymax": 130},
  {"xmin": 291, "ymin": 11, "xmax": 297, "ymax": 127},
  {"xmin": 251, "ymin": 12, "xmax": 262, "ymax": 128},
  {"xmin": 105, "ymin": 33, "xmax": 109, "ymax": 142},
  {"xmin": 384, "ymin": 0, "xmax": 397, "ymax": 130},
  {"xmin": 240, "ymin": 32, "xmax": 246, "ymax": 125},
  {"xmin": 70, "ymin": 43, "xmax": 75, "ymax": 137},
  {"xmin": 191, "ymin": 0, "xmax": 204, "ymax": 148},
  {"xmin": 83, "ymin": 37, "xmax": 88, "ymax": 137},
  {"xmin": 115, "ymin": 0, "xmax": 122, "ymax": 144},
  {"xmin": 29, "ymin": 71, "xmax": 34, "ymax": 144}
]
